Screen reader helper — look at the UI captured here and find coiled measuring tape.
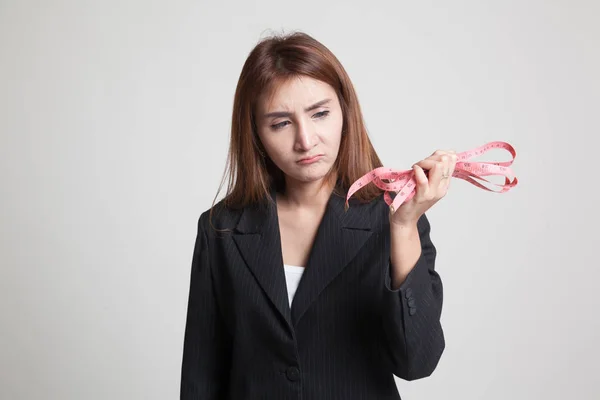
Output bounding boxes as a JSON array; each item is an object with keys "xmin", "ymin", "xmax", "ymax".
[{"xmin": 345, "ymin": 141, "xmax": 518, "ymax": 213}]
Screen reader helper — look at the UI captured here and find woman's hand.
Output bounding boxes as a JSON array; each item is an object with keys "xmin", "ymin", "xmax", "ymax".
[{"xmin": 389, "ymin": 149, "xmax": 458, "ymax": 227}]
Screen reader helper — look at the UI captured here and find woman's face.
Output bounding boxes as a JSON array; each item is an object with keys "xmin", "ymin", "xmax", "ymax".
[{"xmin": 255, "ymin": 76, "xmax": 344, "ymax": 186}]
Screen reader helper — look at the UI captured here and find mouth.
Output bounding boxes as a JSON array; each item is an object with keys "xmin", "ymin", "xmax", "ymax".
[{"xmin": 297, "ymin": 154, "xmax": 324, "ymax": 164}]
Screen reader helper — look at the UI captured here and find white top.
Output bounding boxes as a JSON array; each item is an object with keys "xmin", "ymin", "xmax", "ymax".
[{"xmin": 283, "ymin": 264, "xmax": 305, "ymax": 306}]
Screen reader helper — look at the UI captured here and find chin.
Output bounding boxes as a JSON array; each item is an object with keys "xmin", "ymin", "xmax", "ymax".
[{"xmin": 285, "ymin": 164, "xmax": 333, "ymax": 183}]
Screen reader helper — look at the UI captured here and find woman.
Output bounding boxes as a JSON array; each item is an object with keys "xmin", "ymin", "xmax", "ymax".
[{"xmin": 181, "ymin": 31, "xmax": 457, "ymax": 399}]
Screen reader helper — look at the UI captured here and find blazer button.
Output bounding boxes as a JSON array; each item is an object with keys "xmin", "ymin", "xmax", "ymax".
[
  {"xmin": 405, "ymin": 288, "xmax": 413, "ymax": 299},
  {"xmin": 409, "ymin": 307, "xmax": 417, "ymax": 316},
  {"xmin": 286, "ymin": 366, "xmax": 300, "ymax": 382}
]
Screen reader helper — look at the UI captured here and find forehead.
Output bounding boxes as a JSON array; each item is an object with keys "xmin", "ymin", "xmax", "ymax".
[{"xmin": 259, "ymin": 76, "xmax": 336, "ymax": 112}]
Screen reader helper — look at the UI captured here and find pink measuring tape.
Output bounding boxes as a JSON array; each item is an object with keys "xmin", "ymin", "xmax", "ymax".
[{"xmin": 345, "ymin": 141, "xmax": 518, "ymax": 212}]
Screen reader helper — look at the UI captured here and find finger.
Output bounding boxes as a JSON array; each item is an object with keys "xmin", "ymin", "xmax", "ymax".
[
  {"xmin": 428, "ymin": 160, "xmax": 445, "ymax": 191},
  {"xmin": 423, "ymin": 151, "xmax": 453, "ymax": 166},
  {"xmin": 443, "ymin": 154, "xmax": 451, "ymax": 176},
  {"xmin": 448, "ymin": 153, "xmax": 458, "ymax": 177},
  {"xmin": 430, "ymin": 149, "xmax": 454, "ymax": 158},
  {"xmin": 431, "ymin": 149, "xmax": 448, "ymax": 157},
  {"xmin": 417, "ymin": 150, "xmax": 456, "ymax": 177},
  {"xmin": 413, "ymin": 159, "xmax": 440, "ymax": 173},
  {"xmin": 439, "ymin": 155, "xmax": 451, "ymax": 189},
  {"xmin": 413, "ymin": 164, "xmax": 429, "ymax": 200},
  {"xmin": 441, "ymin": 153, "xmax": 459, "ymax": 193}
]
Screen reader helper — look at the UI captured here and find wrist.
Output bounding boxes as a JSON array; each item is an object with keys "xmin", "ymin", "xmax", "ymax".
[{"xmin": 389, "ymin": 217, "xmax": 419, "ymax": 233}]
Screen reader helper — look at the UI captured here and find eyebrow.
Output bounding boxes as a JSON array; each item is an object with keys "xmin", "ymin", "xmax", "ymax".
[{"xmin": 263, "ymin": 98, "xmax": 332, "ymax": 119}]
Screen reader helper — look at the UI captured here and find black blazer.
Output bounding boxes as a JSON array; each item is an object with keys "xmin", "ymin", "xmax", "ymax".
[{"xmin": 180, "ymin": 186, "xmax": 445, "ymax": 399}]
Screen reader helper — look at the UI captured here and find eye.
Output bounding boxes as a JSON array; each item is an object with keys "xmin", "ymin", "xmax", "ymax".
[
  {"xmin": 271, "ymin": 120, "xmax": 290, "ymax": 130},
  {"xmin": 270, "ymin": 111, "xmax": 330, "ymax": 131}
]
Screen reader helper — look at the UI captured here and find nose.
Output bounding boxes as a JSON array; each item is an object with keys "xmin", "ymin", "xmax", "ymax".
[{"xmin": 295, "ymin": 120, "xmax": 317, "ymax": 151}]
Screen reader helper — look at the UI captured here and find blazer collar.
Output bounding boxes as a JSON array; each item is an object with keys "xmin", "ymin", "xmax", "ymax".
[
  {"xmin": 234, "ymin": 184, "xmax": 372, "ymax": 234},
  {"xmin": 232, "ymin": 184, "xmax": 374, "ymax": 331}
]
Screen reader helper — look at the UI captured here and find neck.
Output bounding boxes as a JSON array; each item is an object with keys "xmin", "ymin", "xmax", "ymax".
[{"xmin": 278, "ymin": 175, "xmax": 337, "ymax": 209}]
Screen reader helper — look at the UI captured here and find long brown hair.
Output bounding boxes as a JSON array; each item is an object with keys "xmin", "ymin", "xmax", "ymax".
[{"xmin": 210, "ymin": 31, "xmax": 384, "ymax": 223}]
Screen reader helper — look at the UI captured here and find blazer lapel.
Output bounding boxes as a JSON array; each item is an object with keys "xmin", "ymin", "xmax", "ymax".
[
  {"xmin": 232, "ymin": 185, "xmax": 375, "ymax": 331},
  {"xmin": 291, "ymin": 190, "xmax": 373, "ymax": 326},
  {"xmin": 232, "ymin": 187, "xmax": 293, "ymax": 330}
]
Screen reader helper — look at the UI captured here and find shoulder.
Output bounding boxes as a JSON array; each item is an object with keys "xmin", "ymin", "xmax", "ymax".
[
  {"xmin": 339, "ymin": 190, "xmax": 390, "ymax": 233},
  {"xmin": 360, "ymin": 192, "xmax": 432, "ymax": 234},
  {"xmin": 194, "ymin": 197, "xmax": 248, "ymax": 238}
]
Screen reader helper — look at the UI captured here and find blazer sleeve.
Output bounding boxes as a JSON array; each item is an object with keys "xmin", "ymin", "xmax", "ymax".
[
  {"xmin": 380, "ymin": 213, "xmax": 445, "ymax": 381},
  {"xmin": 180, "ymin": 213, "xmax": 231, "ymax": 399}
]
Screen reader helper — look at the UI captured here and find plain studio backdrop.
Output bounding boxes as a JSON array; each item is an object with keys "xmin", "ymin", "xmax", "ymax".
[{"xmin": 1, "ymin": 1, "xmax": 598, "ymax": 399}]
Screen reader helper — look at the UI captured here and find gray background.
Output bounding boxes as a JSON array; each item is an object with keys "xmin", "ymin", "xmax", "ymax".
[{"xmin": 1, "ymin": 0, "xmax": 598, "ymax": 399}]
